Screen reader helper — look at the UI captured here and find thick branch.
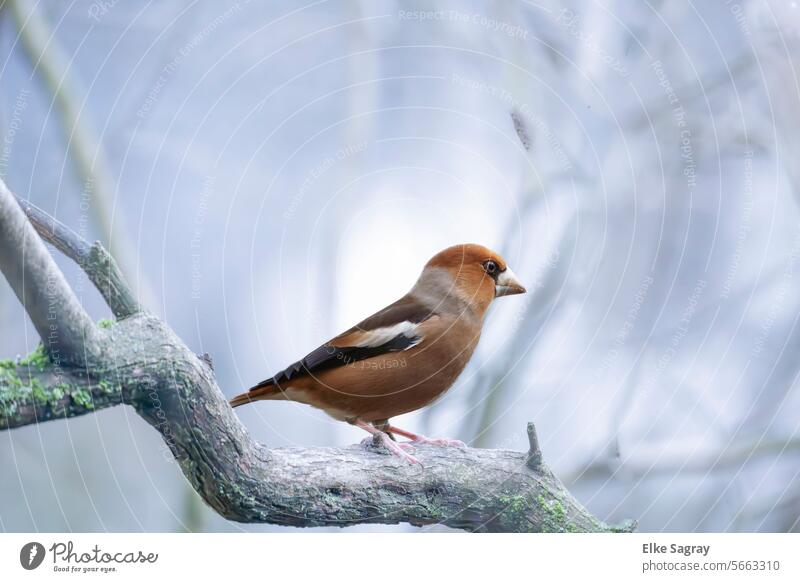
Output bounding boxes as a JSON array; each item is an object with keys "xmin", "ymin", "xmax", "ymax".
[
  {"xmin": 0, "ymin": 179, "xmax": 101, "ymax": 364},
  {"xmin": 0, "ymin": 314, "xmax": 631, "ymax": 532}
]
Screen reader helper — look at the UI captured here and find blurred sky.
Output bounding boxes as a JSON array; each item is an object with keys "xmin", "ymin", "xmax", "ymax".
[{"xmin": 1, "ymin": 0, "xmax": 799, "ymax": 532}]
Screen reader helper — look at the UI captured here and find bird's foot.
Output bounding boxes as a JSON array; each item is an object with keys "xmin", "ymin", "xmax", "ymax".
[
  {"xmin": 411, "ymin": 435, "xmax": 466, "ymax": 448},
  {"xmin": 387, "ymin": 426, "xmax": 466, "ymax": 448},
  {"xmin": 360, "ymin": 434, "xmax": 420, "ymax": 464}
]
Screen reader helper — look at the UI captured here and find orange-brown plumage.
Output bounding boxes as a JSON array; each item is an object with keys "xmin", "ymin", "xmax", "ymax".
[{"xmin": 230, "ymin": 243, "xmax": 525, "ymax": 462}]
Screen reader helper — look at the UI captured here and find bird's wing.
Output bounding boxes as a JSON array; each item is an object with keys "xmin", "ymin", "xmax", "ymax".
[{"xmin": 265, "ymin": 295, "xmax": 436, "ymax": 387}]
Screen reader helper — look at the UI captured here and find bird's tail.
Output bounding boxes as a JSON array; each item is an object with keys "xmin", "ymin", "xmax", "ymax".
[{"xmin": 229, "ymin": 378, "xmax": 281, "ymax": 408}]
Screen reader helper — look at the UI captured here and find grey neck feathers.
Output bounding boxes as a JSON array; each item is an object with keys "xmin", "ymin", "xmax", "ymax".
[{"xmin": 411, "ymin": 267, "xmax": 480, "ymax": 319}]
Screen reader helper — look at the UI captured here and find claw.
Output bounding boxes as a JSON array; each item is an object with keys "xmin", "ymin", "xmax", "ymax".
[
  {"xmin": 387, "ymin": 425, "xmax": 467, "ymax": 448},
  {"xmin": 382, "ymin": 436, "xmax": 422, "ymax": 464},
  {"xmin": 413, "ymin": 436, "xmax": 466, "ymax": 448}
]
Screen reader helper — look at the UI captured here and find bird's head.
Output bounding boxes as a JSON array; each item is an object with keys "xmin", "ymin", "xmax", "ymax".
[{"xmin": 422, "ymin": 243, "xmax": 526, "ymax": 314}]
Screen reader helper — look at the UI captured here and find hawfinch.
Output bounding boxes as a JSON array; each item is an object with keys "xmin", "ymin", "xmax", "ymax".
[{"xmin": 230, "ymin": 243, "xmax": 526, "ymax": 463}]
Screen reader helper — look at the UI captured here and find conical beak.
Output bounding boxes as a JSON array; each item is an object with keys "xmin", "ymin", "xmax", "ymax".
[{"xmin": 495, "ymin": 267, "xmax": 526, "ymax": 297}]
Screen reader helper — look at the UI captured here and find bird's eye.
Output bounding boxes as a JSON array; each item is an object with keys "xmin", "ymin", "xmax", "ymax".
[{"xmin": 484, "ymin": 260, "xmax": 498, "ymax": 275}]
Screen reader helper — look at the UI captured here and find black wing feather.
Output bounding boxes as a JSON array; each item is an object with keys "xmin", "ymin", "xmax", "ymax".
[
  {"xmin": 270, "ymin": 334, "xmax": 416, "ymax": 386},
  {"xmin": 251, "ymin": 295, "xmax": 433, "ymax": 391}
]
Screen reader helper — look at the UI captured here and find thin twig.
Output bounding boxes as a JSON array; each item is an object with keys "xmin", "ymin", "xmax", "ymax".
[
  {"xmin": 14, "ymin": 196, "xmax": 141, "ymax": 318},
  {"xmin": 526, "ymin": 422, "xmax": 543, "ymax": 469}
]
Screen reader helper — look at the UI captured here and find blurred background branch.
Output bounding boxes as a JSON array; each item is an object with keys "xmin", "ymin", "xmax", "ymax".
[{"xmin": 5, "ymin": 0, "xmax": 152, "ymax": 305}]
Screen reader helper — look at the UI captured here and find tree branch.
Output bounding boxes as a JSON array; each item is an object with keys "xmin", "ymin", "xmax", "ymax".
[
  {"xmin": 0, "ymin": 187, "xmax": 634, "ymax": 533},
  {"xmin": 14, "ymin": 197, "xmax": 141, "ymax": 318},
  {"xmin": 0, "ymin": 319, "xmax": 629, "ymax": 531},
  {"xmin": 0, "ymin": 351, "xmax": 123, "ymax": 429},
  {"xmin": 0, "ymin": 179, "xmax": 102, "ymax": 364}
]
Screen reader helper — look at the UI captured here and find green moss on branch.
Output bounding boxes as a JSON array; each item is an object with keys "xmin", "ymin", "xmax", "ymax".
[{"xmin": 0, "ymin": 360, "xmax": 122, "ymax": 429}]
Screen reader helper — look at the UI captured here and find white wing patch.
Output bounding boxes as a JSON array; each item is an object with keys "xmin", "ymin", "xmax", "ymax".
[{"xmin": 352, "ymin": 321, "xmax": 421, "ymax": 349}]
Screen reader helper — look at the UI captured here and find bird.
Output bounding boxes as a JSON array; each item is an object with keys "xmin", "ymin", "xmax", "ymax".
[{"xmin": 230, "ymin": 243, "xmax": 526, "ymax": 463}]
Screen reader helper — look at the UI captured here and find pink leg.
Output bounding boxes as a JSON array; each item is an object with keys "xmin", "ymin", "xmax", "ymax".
[
  {"xmin": 388, "ymin": 426, "xmax": 466, "ymax": 448},
  {"xmin": 355, "ymin": 421, "xmax": 421, "ymax": 465}
]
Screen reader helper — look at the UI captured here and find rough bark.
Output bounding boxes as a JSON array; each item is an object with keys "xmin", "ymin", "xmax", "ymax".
[{"xmin": 0, "ymin": 178, "xmax": 635, "ymax": 533}]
